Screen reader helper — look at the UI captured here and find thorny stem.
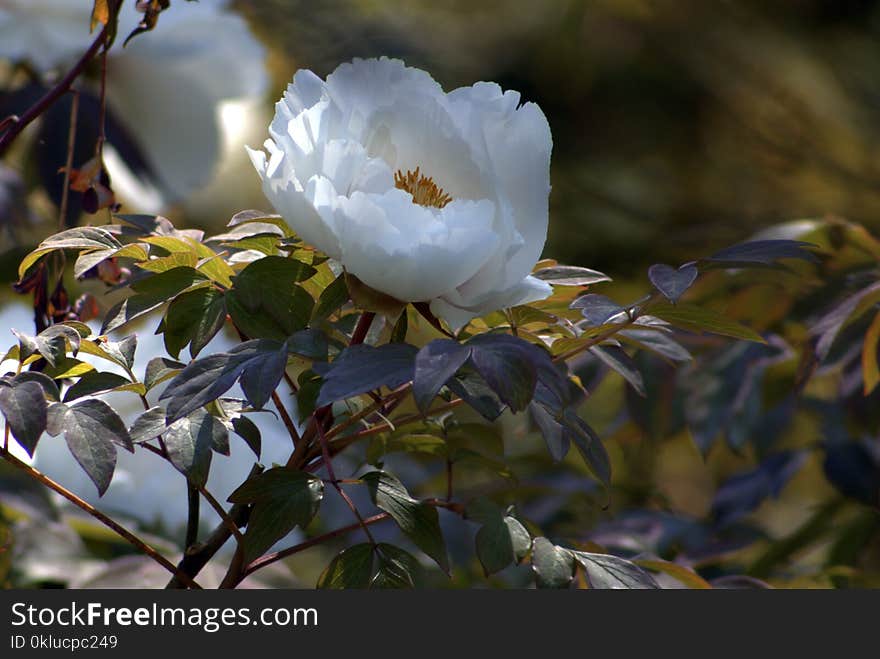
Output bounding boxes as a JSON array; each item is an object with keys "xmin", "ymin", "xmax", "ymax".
[
  {"xmin": 0, "ymin": 24, "xmax": 109, "ymax": 155},
  {"xmin": 0, "ymin": 448, "xmax": 200, "ymax": 588}
]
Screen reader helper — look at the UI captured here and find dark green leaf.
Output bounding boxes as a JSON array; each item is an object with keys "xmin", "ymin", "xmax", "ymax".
[
  {"xmin": 447, "ymin": 369, "xmax": 506, "ymax": 421},
  {"xmin": 102, "ymin": 267, "xmax": 209, "ymax": 334},
  {"xmin": 11, "ymin": 372, "xmax": 60, "ymax": 401},
  {"xmin": 163, "ymin": 409, "xmax": 228, "ymax": 487},
  {"xmin": 286, "ymin": 329, "xmax": 328, "ymax": 360},
  {"xmin": 62, "ymin": 371, "xmax": 131, "ymax": 402},
  {"xmin": 648, "ymin": 263, "xmax": 698, "ymax": 303},
  {"xmin": 311, "ymin": 272, "xmax": 349, "ymax": 322},
  {"xmin": 531, "ymin": 537, "xmax": 575, "ymax": 588},
  {"xmin": 144, "ymin": 356, "xmax": 185, "ymax": 391},
  {"xmin": 315, "ymin": 343, "xmax": 417, "ymax": 406},
  {"xmin": 570, "ymin": 294, "xmax": 626, "ymax": 326},
  {"xmin": 467, "ymin": 334, "xmax": 538, "ymax": 412},
  {"xmin": 162, "ymin": 287, "xmax": 226, "ymax": 359},
  {"xmin": 534, "ymin": 265, "xmax": 611, "ymax": 286},
  {"xmin": 649, "ymin": 303, "xmax": 766, "ymax": 343},
  {"xmin": 62, "ymin": 399, "xmax": 132, "ymax": 495},
  {"xmin": 128, "ymin": 406, "xmax": 167, "ymax": 444},
  {"xmin": 317, "ymin": 543, "xmax": 374, "ymax": 589},
  {"xmin": 228, "ymin": 467, "xmax": 323, "ymax": 562},
  {"xmin": 705, "ymin": 240, "xmax": 818, "ymax": 266},
  {"xmin": 572, "ymin": 551, "xmax": 660, "ymax": 589},
  {"xmin": 413, "ymin": 339, "xmax": 471, "ymax": 414},
  {"xmin": 530, "ymin": 402, "xmax": 569, "ymax": 462},
  {"xmin": 160, "ymin": 339, "xmax": 287, "ymax": 421},
  {"xmin": 231, "ymin": 415, "xmax": 261, "ymax": 457},
  {"xmin": 562, "ymin": 410, "xmax": 612, "ymax": 487},
  {"xmin": 590, "ymin": 344, "xmax": 646, "ymax": 396},
  {"xmin": 473, "ymin": 500, "xmax": 531, "ymax": 576},
  {"xmin": 619, "ymin": 328, "xmax": 693, "ymax": 362},
  {"xmin": 227, "ymin": 256, "xmax": 315, "ymax": 341},
  {"xmin": 0, "ymin": 381, "xmax": 47, "ymax": 456},
  {"xmin": 372, "ymin": 543, "xmax": 420, "ymax": 588},
  {"xmin": 362, "ymin": 470, "xmax": 449, "ymax": 573}
]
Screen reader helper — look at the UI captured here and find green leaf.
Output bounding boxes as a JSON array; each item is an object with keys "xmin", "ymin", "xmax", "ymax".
[
  {"xmin": 143, "ymin": 356, "xmax": 185, "ymax": 391},
  {"xmin": 562, "ymin": 410, "xmax": 612, "ymax": 487},
  {"xmin": 472, "ymin": 499, "xmax": 531, "ymax": 576},
  {"xmin": 102, "ymin": 267, "xmax": 209, "ymax": 334},
  {"xmin": 162, "ymin": 288, "xmax": 227, "ymax": 359},
  {"xmin": 128, "ymin": 407, "xmax": 167, "ymax": 444},
  {"xmin": 163, "ymin": 409, "xmax": 229, "ymax": 487},
  {"xmin": 467, "ymin": 334, "xmax": 539, "ymax": 412},
  {"xmin": 317, "ymin": 543, "xmax": 374, "ymax": 589},
  {"xmin": 19, "ymin": 227, "xmax": 122, "ymax": 279},
  {"xmin": 571, "ymin": 293, "xmax": 626, "ymax": 326},
  {"xmin": 571, "ymin": 551, "xmax": 660, "ymax": 589},
  {"xmin": 648, "ymin": 263, "xmax": 698, "ymax": 303},
  {"xmin": 160, "ymin": 339, "xmax": 288, "ymax": 421},
  {"xmin": 62, "ymin": 399, "xmax": 133, "ymax": 495},
  {"xmin": 228, "ymin": 467, "xmax": 323, "ymax": 562},
  {"xmin": 11, "ymin": 372, "xmax": 60, "ymax": 402},
  {"xmin": 315, "ymin": 343, "xmax": 417, "ymax": 406},
  {"xmin": 311, "ymin": 273, "xmax": 350, "ymax": 324},
  {"xmin": 413, "ymin": 339, "xmax": 471, "ymax": 414},
  {"xmin": 372, "ymin": 543, "xmax": 420, "ymax": 588},
  {"xmin": 62, "ymin": 371, "xmax": 132, "ymax": 402},
  {"xmin": 529, "ymin": 402, "xmax": 569, "ymax": 462},
  {"xmin": 534, "ymin": 265, "xmax": 611, "ymax": 286},
  {"xmin": 649, "ymin": 302, "xmax": 766, "ymax": 343},
  {"xmin": 230, "ymin": 415, "xmax": 261, "ymax": 457},
  {"xmin": 227, "ymin": 256, "xmax": 315, "ymax": 341},
  {"xmin": 0, "ymin": 381, "xmax": 47, "ymax": 457},
  {"xmin": 531, "ymin": 537, "xmax": 575, "ymax": 588},
  {"xmin": 589, "ymin": 344, "xmax": 645, "ymax": 396},
  {"xmin": 705, "ymin": 239, "xmax": 818, "ymax": 266},
  {"xmin": 366, "ymin": 433, "xmax": 447, "ymax": 464},
  {"xmin": 634, "ymin": 559, "xmax": 712, "ymax": 589},
  {"xmin": 362, "ymin": 470, "xmax": 449, "ymax": 573}
]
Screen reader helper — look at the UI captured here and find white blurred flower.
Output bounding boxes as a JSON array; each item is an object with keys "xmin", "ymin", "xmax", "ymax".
[
  {"xmin": 248, "ymin": 57, "xmax": 553, "ymax": 329},
  {"xmin": 0, "ymin": 0, "xmax": 267, "ymax": 211}
]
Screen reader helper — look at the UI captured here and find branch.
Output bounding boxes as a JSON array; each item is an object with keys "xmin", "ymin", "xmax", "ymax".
[
  {"xmin": 1, "ymin": 449, "xmax": 200, "ymax": 588},
  {"xmin": 0, "ymin": 24, "xmax": 109, "ymax": 155},
  {"xmin": 244, "ymin": 513, "xmax": 391, "ymax": 577}
]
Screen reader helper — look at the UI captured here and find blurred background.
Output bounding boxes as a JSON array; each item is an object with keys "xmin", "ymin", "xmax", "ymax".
[{"xmin": 1, "ymin": 0, "xmax": 880, "ymax": 588}]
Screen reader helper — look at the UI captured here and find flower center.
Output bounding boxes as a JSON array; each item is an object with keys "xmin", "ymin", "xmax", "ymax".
[{"xmin": 394, "ymin": 167, "xmax": 453, "ymax": 209}]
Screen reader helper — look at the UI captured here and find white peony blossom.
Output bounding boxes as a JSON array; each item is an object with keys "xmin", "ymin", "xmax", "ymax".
[
  {"xmin": 0, "ymin": 0, "xmax": 267, "ymax": 211},
  {"xmin": 248, "ymin": 58, "xmax": 553, "ymax": 329}
]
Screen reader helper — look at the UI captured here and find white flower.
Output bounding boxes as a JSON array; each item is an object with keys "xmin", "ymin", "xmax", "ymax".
[
  {"xmin": 0, "ymin": 0, "xmax": 267, "ymax": 211},
  {"xmin": 248, "ymin": 57, "xmax": 553, "ymax": 329}
]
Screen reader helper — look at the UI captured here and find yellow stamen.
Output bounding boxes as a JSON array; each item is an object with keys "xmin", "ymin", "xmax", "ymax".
[{"xmin": 394, "ymin": 167, "xmax": 453, "ymax": 209}]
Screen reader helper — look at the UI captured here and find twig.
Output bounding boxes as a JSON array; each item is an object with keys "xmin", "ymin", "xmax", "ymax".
[
  {"xmin": 271, "ymin": 390, "xmax": 301, "ymax": 447},
  {"xmin": 1, "ymin": 449, "xmax": 200, "ymax": 588},
  {"xmin": 350, "ymin": 311, "xmax": 376, "ymax": 346},
  {"xmin": 317, "ymin": 422, "xmax": 376, "ymax": 545},
  {"xmin": 57, "ymin": 89, "xmax": 79, "ymax": 231},
  {"xmin": 244, "ymin": 513, "xmax": 391, "ymax": 577},
  {"xmin": 0, "ymin": 24, "xmax": 109, "ymax": 155}
]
